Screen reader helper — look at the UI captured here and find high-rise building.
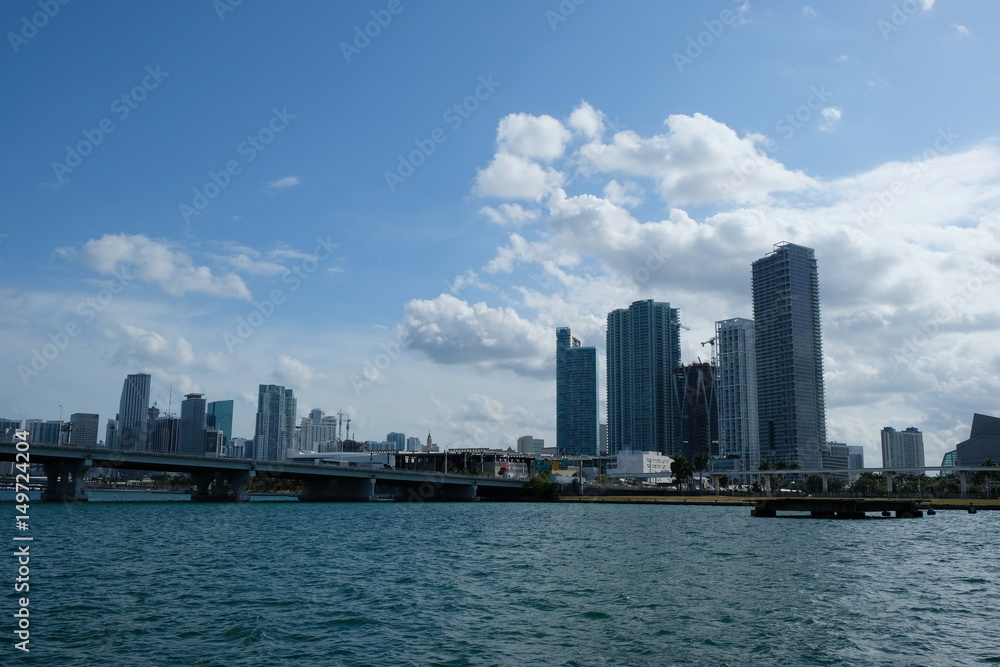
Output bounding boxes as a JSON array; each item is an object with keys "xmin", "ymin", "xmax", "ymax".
[
  {"xmin": 116, "ymin": 373, "xmax": 151, "ymax": 451},
  {"xmin": 386, "ymin": 432, "xmax": 406, "ymax": 451},
  {"xmin": 881, "ymin": 426, "xmax": 925, "ymax": 469},
  {"xmin": 847, "ymin": 445, "xmax": 865, "ymax": 476},
  {"xmin": 310, "ymin": 408, "xmax": 324, "ymax": 424},
  {"xmin": 821, "ymin": 441, "xmax": 850, "ymax": 482},
  {"xmin": 207, "ymin": 400, "xmax": 234, "ymax": 444},
  {"xmin": 0, "ymin": 418, "xmax": 22, "ymax": 443},
  {"xmin": 150, "ymin": 414, "xmax": 181, "ymax": 453},
  {"xmin": 606, "ymin": 300, "xmax": 682, "ymax": 455},
  {"xmin": 556, "ymin": 327, "xmax": 598, "ymax": 456},
  {"xmin": 752, "ymin": 243, "xmax": 826, "ymax": 469},
  {"xmin": 406, "ymin": 436, "xmax": 421, "ymax": 452},
  {"xmin": 715, "ymin": 318, "xmax": 759, "ymax": 470},
  {"xmin": 104, "ymin": 418, "xmax": 119, "ymax": 449},
  {"xmin": 26, "ymin": 419, "xmax": 63, "ymax": 446},
  {"xmin": 180, "ymin": 394, "xmax": 207, "ymax": 456},
  {"xmin": 674, "ymin": 362, "xmax": 718, "ymax": 462},
  {"xmin": 599, "ymin": 423, "xmax": 608, "ymax": 455},
  {"xmin": 69, "ymin": 413, "xmax": 99, "ymax": 448},
  {"xmin": 516, "ymin": 435, "xmax": 544, "ymax": 455},
  {"xmin": 253, "ymin": 384, "xmax": 296, "ymax": 461}
]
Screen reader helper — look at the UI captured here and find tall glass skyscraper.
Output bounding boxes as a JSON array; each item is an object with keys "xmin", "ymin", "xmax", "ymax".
[
  {"xmin": 606, "ymin": 300, "xmax": 682, "ymax": 455},
  {"xmin": 117, "ymin": 373, "xmax": 151, "ymax": 451},
  {"xmin": 556, "ymin": 327, "xmax": 598, "ymax": 456},
  {"xmin": 180, "ymin": 393, "xmax": 207, "ymax": 456},
  {"xmin": 253, "ymin": 384, "xmax": 296, "ymax": 461},
  {"xmin": 715, "ymin": 318, "xmax": 759, "ymax": 470},
  {"xmin": 207, "ymin": 400, "xmax": 234, "ymax": 443},
  {"xmin": 752, "ymin": 242, "xmax": 826, "ymax": 469},
  {"xmin": 881, "ymin": 426, "xmax": 925, "ymax": 469}
]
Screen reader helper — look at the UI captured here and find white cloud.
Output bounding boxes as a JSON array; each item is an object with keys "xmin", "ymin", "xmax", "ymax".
[
  {"xmin": 920, "ymin": 0, "xmax": 935, "ymax": 10},
  {"xmin": 603, "ymin": 179, "xmax": 644, "ymax": 208},
  {"xmin": 274, "ymin": 354, "xmax": 326, "ymax": 387},
  {"xmin": 69, "ymin": 234, "xmax": 252, "ymax": 300},
  {"xmin": 399, "ymin": 294, "xmax": 551, "ymax": 378},
  {"xmin": 568, "ymin": 102, "xmax": 605, "ymax": 139},
  {"xmin": 578, "ymin": 113, "xmax": 817, "ymax": 205},
  {"xmin": 954, "ymin": 24, "xmax": 973, "ymax": 39},
  {"xmin": 496, "ymin": 113, "xmax": 571, "ymax": 161},
  {"xmin": 478, "ymin": 203, "xmax": 540, "ymax": 227},
  {"xmin": 802, "ymin": 6, "xmax": 817, "ymax": 17},
  {"xmin": 227, "ymin": 254, "xmax": 289, "ymax": 276},
  {"xmin": 264, "ymin": 176, "xmax": 301, "ymax": 190},
  {"xmin": 819, "ymin": 107, "xmax": 843, "ymax": 132},
  {"xmin": 472, "ymin": 152, "xmax": 564, "ymax": 201}
]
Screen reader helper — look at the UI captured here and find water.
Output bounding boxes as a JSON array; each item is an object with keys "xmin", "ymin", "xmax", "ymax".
[{"xmin": 5, "ymin": 492, "xmax": 998, "ymax": 666}]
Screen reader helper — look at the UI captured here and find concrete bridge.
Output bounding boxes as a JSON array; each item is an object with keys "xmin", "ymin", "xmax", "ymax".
[{"xmin": 0, "ymin": 441, "xmax": 526, "ymax": 502}]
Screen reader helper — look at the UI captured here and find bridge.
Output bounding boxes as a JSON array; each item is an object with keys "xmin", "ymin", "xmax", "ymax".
[{"xmin": 0, "ymin": 441, "xmax": 526, "ymax": 502}]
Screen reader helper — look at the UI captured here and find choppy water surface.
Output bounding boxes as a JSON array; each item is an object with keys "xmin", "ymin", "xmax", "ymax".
[{"xmin": 7, "ymin": 494, "xmax": 998, "ymax": 665}]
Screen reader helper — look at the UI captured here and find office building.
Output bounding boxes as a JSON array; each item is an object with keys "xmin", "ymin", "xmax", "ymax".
[
  {"xmin": 116, "ymin": 373, "xmax": 151, "ymax": 451},
  {"xmin": 752, "ymin": 243, "xmax": 826, "ymax": 469},
  {"xmin": 556, "ymin": 327, "xmax": 598, "ymax": 456},
  {"xmin": 517, "ymin": 435, "xmax": 544, "ymax": 455},
  {"xmin": 207, "ymin": 400, "xmax": 234, "ymax": 443},
  {"xmin": 606, "ymin": 300, "xmax": 682, "ymax": 455},
  {"xmin": 406, "ymin": 436, "xmax": 422, "ymax": 452},
  {"xmin": 715, "ymin": 318, "xmax": 760, "ymax": 470},
  {"xmin": 387, "ymin": 432, "xmax": 406, "ymax": 451},
  {"xmin": 674, "ymin": 362, "xmax": 718, "ymax": 462},
  {"xmin": 179, "ymin": 394, "xmax": 208, "ymax": 456},
  {"xmin": 821, "ymin": 441, "xmax": 851, "ymax": 482},
  {"xmin": 0, "ymin": 418, "xmax": 22, "ymax": 443},
  {"xmin": 69, "ymin": 413, "xmax": 100, "ymax": 448},
  {"xmin": 26, "ymin": 419, "xmax": 63, "ymax": 446},
  {"xmin": 253, "ymin": 384, "xmax": 296, "ymax": 461},
  {"xmin": 881, "ymin": 426, "xmax": 925, "ymax": 469},
  {"xmin": 953, "ymin": 414, "xmax": 1000, "ymax": 466},
  {"xmin": 150, "ymin": 413, "xmax": 181, "ymax": 454}
]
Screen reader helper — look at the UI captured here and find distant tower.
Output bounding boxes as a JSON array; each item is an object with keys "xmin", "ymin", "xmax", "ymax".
[
  {"xmin": 881, "ymin": 427, "xmax": 925, "ymax": 469},
  {"xmin": 69, "ymin": 413, "xmax": 100, "ymax": 448},
  {"xmin": 556, "ymin": 327, "xmax": 598, "ymax": 456},
  {"xmin": 606, "ymin": 300, "xmax": 682, "ymax": 455},
  {"xmin": 752, "ymin": 242, "xmax": 826, "ymax": 468},
  {"xmin": 117, "ymin": 373, "xmax": 151, "ymax": 451},
  {"xmin": 715, "ymin": 318, "xmax": 759, "ymax": 470},
  {"xmin": 425, "ymin": 432, "xmax": 432, "ymax": 452},
  {"xmin": 674, "ymin": 362, "xmax": 718, "ymax": 462},
  {"xmin": 253, "ymin": 384, "xmax": 296, "ymax": 461},
  {"xmin": 179, "ymin": 394, "xmax": 207, "ymax": 456}
]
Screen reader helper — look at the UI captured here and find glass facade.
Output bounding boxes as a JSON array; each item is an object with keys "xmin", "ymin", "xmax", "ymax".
[
  {"xmin": 752, "ymin": 243, "xmax": 826, "ymax": 469},
  {"xmin": 556, "ymin": 327, "xmax": 598, "ymax": 456},
  {"xmin": 715, "ymin": 318, "xmax": 760, "ymax": 469},
  {"xmin": 606, "ymin": 300, "xmax": 681, "ymax": 455}
]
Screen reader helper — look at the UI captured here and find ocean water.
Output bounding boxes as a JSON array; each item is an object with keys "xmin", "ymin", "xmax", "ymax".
[{"xmin": 5, "ymin": 492, "xmax": 998, "ymax": 666}]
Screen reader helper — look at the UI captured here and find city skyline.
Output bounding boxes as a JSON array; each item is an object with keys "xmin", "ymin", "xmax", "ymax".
[{"xmin": 4, "ymin": 3, "xmax": 1000, "ymax": 469}]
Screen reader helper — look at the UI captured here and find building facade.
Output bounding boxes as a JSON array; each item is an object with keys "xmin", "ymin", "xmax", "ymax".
[
  {"xmin": 674, "ymin": 362, "xmax": 719, "ymax": 462},
  {"xmin": 880, "ymin": 426, "xmax": 926, "ymax": 469},
  {"xmin": 207, "ymin": 400, "xmax": 234, "ymax": 444},
  {"xmin": 715, "ymin": 318, "xmax": 760, "ymax": 470},
  {"xmin": 606, "ymin": 300, "xmax": 682, "ymax": 455},
  {"xmin": 179, "ymin": 394, "xmax": 207, "ymax": 456},
  {"xmin": 116, "ymin": 373, "xmax": 151, "ymax": 451},
  {"xmin": 253, "ymin": 384, "xmax": 296, "ymax": 461},
  {"xmin": 26, "ymin": 419, "xmax": 62, "ymax": 446},
  {"xmin": 556, "ymin": 327, "xmax": 598, "ymax": 456},
  {"xmin": 69, "ymin": 413, "xmax": 100, "ymax": 448},
  {"xmin": 752, "ymin": 243, "xmax": 826, "ymax": 469}
]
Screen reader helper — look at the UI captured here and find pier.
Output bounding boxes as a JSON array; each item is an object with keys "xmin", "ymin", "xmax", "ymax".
[{"xmin": 751, "ymin": 497, "xmax": 926, "ymax": 519}]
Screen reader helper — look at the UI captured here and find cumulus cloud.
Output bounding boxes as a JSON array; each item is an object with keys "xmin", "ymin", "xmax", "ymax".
[
  {"xmin": 473, "ymin": 152, "xmax": 564, "ymax": 201},
  {"xmin": 578, "ymin": 113, "xmax": 817, "ymax": 205},
  {"xmin": 568, "ymin": 102, "xmax": 604, "ymax": 139},
  {"xmin": 69, "ymin": 234, "xmax": 252, "ymax": 300},
  {"xmin": 478, "ymin": 203, "xmax": 540, "ymax": 227},
  {"xmin": 399, "ymin": 294, "xmax": 551, "ymax": 378},
  {"xmin": 496, "ymin": 113, "xmax": 571, "ymax": 161},
  {"xmin": 603, "ymin": 179, "xmax": 644, "ymax": 208},
  {"xmin": 275, "ymin": 355, "xmax": 326, "ymax": 387}
]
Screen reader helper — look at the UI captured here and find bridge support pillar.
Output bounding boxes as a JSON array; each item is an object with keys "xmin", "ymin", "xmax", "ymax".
[
  {"xmin": 299, "ymin": 475, "xmax": 376, "ymax": 501},
  {"xmin": 762, "ymin": 475, "xmax": 772, "ymax": 496},
  {"xmin": 191, "ymin": 470, "xmax": 253, "ymax": 502},
  {"xmin": 958, "ymin": 471, "xmax": 968, "ymax": 499},
  {"xmin": 821, "ymin": 472, "xmax": 830, "ymax": 494},
  {"xmin": 885, "ymin": 472, "xmax": 894, "ymax": 497},
  {"xmin": 41, "ymin": 459, "xmax": 91, "ymax": 502}
]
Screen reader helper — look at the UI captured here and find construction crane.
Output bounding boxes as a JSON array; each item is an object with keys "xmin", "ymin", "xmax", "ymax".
[{"xmin": 700, "ymin": 337, "xmax": 717, "ymax": 366}]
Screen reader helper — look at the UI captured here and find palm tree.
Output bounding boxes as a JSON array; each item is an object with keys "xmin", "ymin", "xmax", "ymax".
[
  {"xmin": 694, "ymin": 453, "xmax": 710, "ymax": 490},
  {"xmin": 671, "ymin": 454, "xmax": 694, "ymax": 488}
]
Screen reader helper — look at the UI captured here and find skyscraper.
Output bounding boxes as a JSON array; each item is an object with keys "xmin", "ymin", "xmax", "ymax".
[
  {"xmin": 674, "ymin": 362, "xmax": 718, "ymax": 462},
  {"xmin": 752, "ymin": 242, "xmax": 826, "ymax": 469},
  {"xmin": 69, "ymin": 413, "xmax": 100, "ymax": 448},
  {"xmin": 116, "ymin": 373, "xmax": 151, "ymax": 451},
  {"xmin": 881, "ymin": 426, "xmax": 925, "ymax": 469},
  {"xmin": 556, "ymin": 327, "xmax": 598, "ymax": 456},
  {"xmin": 606, "ymin": 300, "xmax": 682, "ymax": 455},
  {"xmin": 207, "ymin": 400, "xmax": 234, "ymax": 443},
  {"xmin": 715, "ymin": 318, "xmax": 759, "ymax": 470},
  {"xmin": 386, "ymin": 432, "xmax": 406, "ymax": 451},
  {"xmin": 253, "ymin": 384, "xmax": 296, "ymax": 461},
  {"xmin": 179, "ymin": 393, "xmax": 207, "ymax": 456}
]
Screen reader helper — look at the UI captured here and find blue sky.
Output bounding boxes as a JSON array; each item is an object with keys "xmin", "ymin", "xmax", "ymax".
[{"xmin": 3, "ymin": 0, "xmax": 999, "ymax": 465}]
